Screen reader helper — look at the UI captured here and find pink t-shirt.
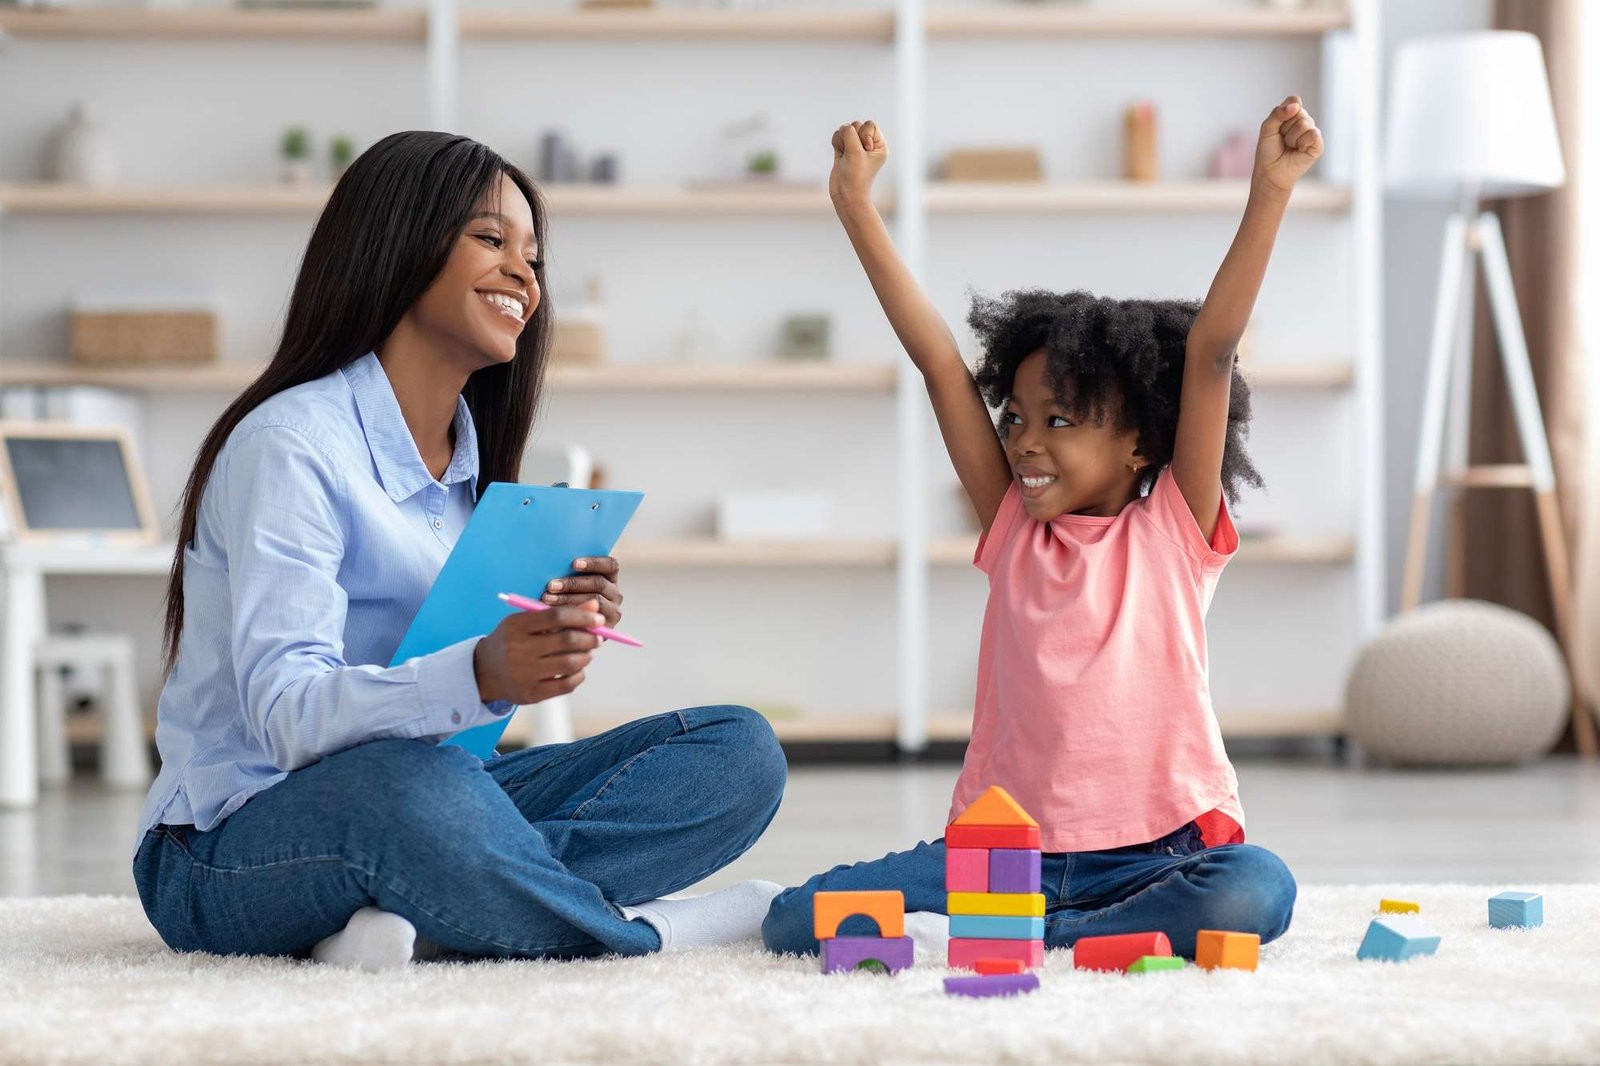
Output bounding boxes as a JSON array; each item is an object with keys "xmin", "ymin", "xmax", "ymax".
[{"xmin": 949, "ymin": 467, "xmax": 1246, "ymax": 854}]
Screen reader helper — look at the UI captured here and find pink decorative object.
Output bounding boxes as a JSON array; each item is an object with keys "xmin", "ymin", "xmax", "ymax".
[{"xmin": 1209, "ymin": 130, "xmax": 1255, "ymax": 180}]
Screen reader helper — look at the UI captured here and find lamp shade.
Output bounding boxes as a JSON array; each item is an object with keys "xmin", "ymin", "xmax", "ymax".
[{"xmin": 1386, "ymin": 31, "xmax": 1565, "ymax": 199}]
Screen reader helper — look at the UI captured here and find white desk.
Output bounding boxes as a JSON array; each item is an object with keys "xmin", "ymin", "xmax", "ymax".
[{"xmin": 0, "ymin": 540, "xmax": 172, "ymax": 807}]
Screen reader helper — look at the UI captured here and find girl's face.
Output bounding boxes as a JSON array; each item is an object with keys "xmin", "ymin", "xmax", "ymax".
[
  {"xmin": 406, "ymin": 171, "xmax": 542, "ymax": 367},
  {"xmin": 1001, "ymin": 348, "xmax": 1145, "ymax": 521}
]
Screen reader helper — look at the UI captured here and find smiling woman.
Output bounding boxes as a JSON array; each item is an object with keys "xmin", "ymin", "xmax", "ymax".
[{"xmin": 134, "ymin": 131, "xmax": 788, "ymax": 971}]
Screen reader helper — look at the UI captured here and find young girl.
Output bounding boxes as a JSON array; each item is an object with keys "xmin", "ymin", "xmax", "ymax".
[
  {"xmin": 135, "ymin": 131, "xmax": 786, "ymax": 971},
  {"xmin": 763, "ymin": 98, "xmax": 1323, "ymax": 959}
]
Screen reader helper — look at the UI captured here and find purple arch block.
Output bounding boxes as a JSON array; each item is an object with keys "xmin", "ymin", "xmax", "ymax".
[{"xmin": 820, "ymin": 935, "xmax": 915, "ymax": 974}]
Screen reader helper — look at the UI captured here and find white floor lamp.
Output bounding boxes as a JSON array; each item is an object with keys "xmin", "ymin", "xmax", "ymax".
[{"xmin": 1390, "ymin": 30, "xmax": 1597, "ymax": 757}]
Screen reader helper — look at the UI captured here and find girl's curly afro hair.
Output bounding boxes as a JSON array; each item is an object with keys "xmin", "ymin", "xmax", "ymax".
[{"xmin": 968, "ymin": 288, "xmax": 1263, "ymax": 506}]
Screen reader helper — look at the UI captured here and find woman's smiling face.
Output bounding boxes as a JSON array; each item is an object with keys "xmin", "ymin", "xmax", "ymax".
[{"xmin": 406, "ymin": 171, "xmax": 542, "ymax": 367}]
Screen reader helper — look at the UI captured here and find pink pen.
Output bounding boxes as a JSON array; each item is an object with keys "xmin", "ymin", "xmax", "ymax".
[{"xmin": 497, "ymin": 592, "xmax": 644, "ymax": 648}]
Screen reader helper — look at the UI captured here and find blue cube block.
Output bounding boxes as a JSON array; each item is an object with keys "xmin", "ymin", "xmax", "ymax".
[
  {"xmin": 1488, "ymin": 891, "xmax": 1543, "ymax": 929},
  {"xmin": 1357, "ymin": 915, "xmax": 1441, "ymax": 962}
]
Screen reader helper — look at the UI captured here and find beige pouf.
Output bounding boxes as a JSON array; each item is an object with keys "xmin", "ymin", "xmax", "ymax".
[{"xmin": 1345, "ymin": 599, "xmax": 1569, "ymax": 765}]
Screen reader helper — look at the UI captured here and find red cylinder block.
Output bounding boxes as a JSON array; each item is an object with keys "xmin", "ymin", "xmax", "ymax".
[{"xmin": 1071, "ymin": 932, "xmax": 1173, "ymax": 972}]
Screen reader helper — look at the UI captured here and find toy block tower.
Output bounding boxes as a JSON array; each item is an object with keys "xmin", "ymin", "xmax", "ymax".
[{"xmin": 945, "ymin": 785, "xmax": 1045, "ymax": 971}]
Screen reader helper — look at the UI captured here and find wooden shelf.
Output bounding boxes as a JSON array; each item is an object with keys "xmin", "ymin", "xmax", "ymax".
[
  {"xmin": 461, "ymin": 9, "xmax": 895, "ymax": 42},
  {"xmin": 0, "ymin": 7, "xmax": 427, "ymax": 41},
  {"xmin": 926, "ymin": 6, "xmax": 1348, "ymax": 38},
  {"xmin": 620, "ymin": 538, "xmax": 898, "ymax": 569},
  {"xmin": 927, "ymin": 533, "xmax": 1355, "ymax": 567},
  {"xmin": 0, "ymin": 6, "xmax": 1346, "ymax": 44},
  {"xmin": 927, "ymin": 181, "xmax": 1350, "ymax": 214},
  {"xmin": 575, "ymin": 710, "xmax": 972, "ymax": 745},
  {"xmin": 1244, "ymin": 360, "xmax": 1354, "ymax": 389},
  {"xmin": 0, "ymin": 182, "xmax": 849, "ymax": 217},
  {"xmin": 0, "ymin": 181, "xmax": 1354, "ymax": 217},
  {"xmin": 574, "ymin": 707, "xmax": 1339, "ymax": 744},
  {"xmin": 0, "ymin": 359, "xmax": 896, "ymax": 394}
]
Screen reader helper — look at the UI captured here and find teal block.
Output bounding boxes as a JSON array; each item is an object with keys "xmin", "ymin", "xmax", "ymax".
[
  {"xmin": 1488, "ymin": 891, "xmax": 1543, "ymax": 929},
  {"xmin": 1357, "ymin": 915, "xmax": 1441, "ymax": 962},
  {"xmin": 948, "ymin": 914, "xmax": 1045, "ymax": 941}
]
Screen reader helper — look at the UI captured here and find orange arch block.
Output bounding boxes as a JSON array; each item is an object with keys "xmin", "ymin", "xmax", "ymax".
[{"xmin": 814, "ymin": 890, "xmax": 906, "ymax": 940}]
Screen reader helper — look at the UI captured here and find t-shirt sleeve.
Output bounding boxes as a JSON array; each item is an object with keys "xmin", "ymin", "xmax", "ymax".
[
  {"xmin": 975, "ymin": 482, "xmax": 1027, "ymax": 575},
  {"xmin": 1141, "ymin": 467, "xmax": 1240, "ymax": 573}
]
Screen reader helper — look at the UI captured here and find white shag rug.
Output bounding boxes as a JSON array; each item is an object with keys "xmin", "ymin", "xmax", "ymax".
[{"xmin": 3, "ymin": 885, "xmax": 1598, "ymax": 1066}]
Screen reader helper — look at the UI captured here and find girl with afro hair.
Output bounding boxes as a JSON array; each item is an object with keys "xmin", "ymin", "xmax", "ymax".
[{"xmin": 763, "ymin": 98, "xmax": 1323, "ymax": 962}]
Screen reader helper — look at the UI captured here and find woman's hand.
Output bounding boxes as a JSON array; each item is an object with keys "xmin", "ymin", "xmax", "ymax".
[
  {"xmin": 1254, "ymin": 96, "xmax": 1323, "ymax": 196},
  {"xmin": 473, "ymin": 601, "xmax": 605, "ymax": 705},
  {"xmin": 829, "ymin": 120, "xmax": 888, "ymax": 213},
  {"xmin": 542, "ymin": 556, "xmax": 624, "ymax": 628}
]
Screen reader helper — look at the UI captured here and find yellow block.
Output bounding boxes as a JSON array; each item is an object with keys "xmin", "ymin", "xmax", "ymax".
[
  {"xmin": 1195, "ymin": 930, "xmax": 1259, "ymax": 972},
  {"xmin": 948, "ymin": 892, "xmax": 1045, "ymax": 918},
  {"xmin": 1379, "ymin": 899, "xmax": 1420, "ymax": 914}
]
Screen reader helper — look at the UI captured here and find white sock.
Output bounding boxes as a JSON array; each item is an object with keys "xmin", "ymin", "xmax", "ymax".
[
  {"xmin": 903, "ymin": 910, "xmax": 950, "ymax": 962},
  {"xmin": 621, "ymin": 879, "xmax": 785, "ymax": 952},
  {"xmin": 311, "ymin": 907, "xmax": 417, "ymax": 972}
]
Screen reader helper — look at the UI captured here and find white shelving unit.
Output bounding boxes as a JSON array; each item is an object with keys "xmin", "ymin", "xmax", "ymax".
[{"xmin": 0, "ymin": 0, "xmax": 1382, "ymax": 749}]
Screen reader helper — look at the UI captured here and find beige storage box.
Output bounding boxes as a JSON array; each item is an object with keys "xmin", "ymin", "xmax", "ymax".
[{"xmin": 70, "ymin": 307, "xmax": 218, "ymax": 367}]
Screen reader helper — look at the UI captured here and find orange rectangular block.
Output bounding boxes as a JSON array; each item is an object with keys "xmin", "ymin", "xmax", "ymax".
[
  {"xmin": 1195, "ymin": 930, "xmax": 1260, "ymax": 972},
  {"xmin": 975, "ymin": 958, "xmax": 1027, "ymax": 976},
  {"xmin": 813, "ymin": 890, "xmax": 905, "ymax": 940},
  {"xmin": 945, "ymin": 824, "xmax": 1042, "ymax": 850}
]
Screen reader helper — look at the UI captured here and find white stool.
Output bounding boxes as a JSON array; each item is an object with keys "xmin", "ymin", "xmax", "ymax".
[{"xmin": 34, "ymin": 633, "xmax": 152, "ymax": 789}]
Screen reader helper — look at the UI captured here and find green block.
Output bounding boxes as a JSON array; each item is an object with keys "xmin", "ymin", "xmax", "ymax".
[{"xmin": 1127, "ymin": 955, "xmax": 1185, "ymax": 974}]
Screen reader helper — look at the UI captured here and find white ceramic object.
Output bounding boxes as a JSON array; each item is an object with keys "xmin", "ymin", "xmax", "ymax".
[{"xmin": 51, "ymin": 103, "xmax": 118, "ymax": 187}]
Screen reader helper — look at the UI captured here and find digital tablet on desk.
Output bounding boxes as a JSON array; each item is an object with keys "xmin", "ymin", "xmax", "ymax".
[{"xmin": 390, "ymin": 481, "xmax": 643, "ymax": 759}]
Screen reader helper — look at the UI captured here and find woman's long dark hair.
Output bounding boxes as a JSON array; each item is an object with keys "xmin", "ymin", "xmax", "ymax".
[{"xmin": 160, "ymin": 131, "xmax": 552, "ymax": 675}]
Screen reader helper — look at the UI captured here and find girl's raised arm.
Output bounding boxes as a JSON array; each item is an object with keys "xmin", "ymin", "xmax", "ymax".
[
  {"xmin": 1173, "ymin": 96, "xmax": 1322, "ymax": 541},
  {"xmin": 829, "ymin": 120, "xmax": 1012, "ymax": 532}
]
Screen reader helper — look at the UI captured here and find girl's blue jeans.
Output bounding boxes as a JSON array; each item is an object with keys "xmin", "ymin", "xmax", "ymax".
[
  {"xmin": 763, "ymin": 821, "xmax": 1297, "ymax": 959},
  {"xmin": 134, "ymin": 705, "xmax": 787, "ymax": 960}
]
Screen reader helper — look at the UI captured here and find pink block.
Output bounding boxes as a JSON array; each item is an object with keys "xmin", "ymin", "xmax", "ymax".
[
  {"xmin": 948, "ymin": 937, "xmax": 1045, "ymax": 971},
  {"xmin": 945, "ymin": 848, "xmax": 989, "ymax": 893}
]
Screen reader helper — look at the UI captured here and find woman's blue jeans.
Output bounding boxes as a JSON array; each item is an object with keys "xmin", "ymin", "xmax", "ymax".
[
  {"xmin": 134, "ymin": 705, "xmax": 786, "ymax": 961},
  {"xmin": 763, "ymin": 821, "xmax": 1296, "ymax": 959}
]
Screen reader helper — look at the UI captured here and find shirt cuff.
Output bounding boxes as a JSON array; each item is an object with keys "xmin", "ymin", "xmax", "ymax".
[{"xmin": 416, "ymin": 636, "xmax": 512, "ymax": 733}]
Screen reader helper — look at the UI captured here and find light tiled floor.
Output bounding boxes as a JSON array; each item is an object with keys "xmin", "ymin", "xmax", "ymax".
[{"xmin": 4, "ymin": 758, "xmax": 1598, "ymax": 899}]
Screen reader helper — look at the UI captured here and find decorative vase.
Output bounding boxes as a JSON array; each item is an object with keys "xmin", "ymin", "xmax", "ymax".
[{"xmin": 52, "ymin": 103, "xmax": 119, "ymax": 187}]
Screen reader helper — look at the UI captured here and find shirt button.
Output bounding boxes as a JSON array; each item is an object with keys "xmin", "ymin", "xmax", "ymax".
[
  {"xmin": 433, "ymin": 519, "xmax": 443, "ymax": 529},
  {"xmin": 450, "ymin": 711, "xmax": 462, "ymax": 725}
]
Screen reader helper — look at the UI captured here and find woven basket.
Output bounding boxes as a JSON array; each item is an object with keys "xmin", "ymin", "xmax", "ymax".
[{"xmin": 70, "ymin": 309, "xmax": 218, "ymax": 366}]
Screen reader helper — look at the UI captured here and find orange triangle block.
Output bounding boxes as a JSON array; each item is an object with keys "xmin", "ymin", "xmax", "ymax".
[{"xmin": 952, "ymin": 785, "xmax": 1039, "ymax": 829}]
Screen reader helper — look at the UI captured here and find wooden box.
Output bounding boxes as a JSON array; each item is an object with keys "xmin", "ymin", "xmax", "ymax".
[{"xmin": 70, "ymin": 308, "xmax": 218, "ymax": 367}]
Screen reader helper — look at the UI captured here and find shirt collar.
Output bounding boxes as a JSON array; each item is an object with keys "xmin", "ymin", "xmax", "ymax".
[{"xmin": 343, "ymin": 352, "xmax": 480, "ymax": 503}]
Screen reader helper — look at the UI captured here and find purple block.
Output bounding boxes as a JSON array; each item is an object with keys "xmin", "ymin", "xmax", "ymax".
[
  {"xmin": 943, "ymin": 973, "xmax": 1041, "ymax": 998},
  {"xmin": 989, "ymin": 848, "xmax": 1042, "ymax": 894},
  {"xmin": 821, "ymin": 935, "xmax": 914, "ymax": 975}
]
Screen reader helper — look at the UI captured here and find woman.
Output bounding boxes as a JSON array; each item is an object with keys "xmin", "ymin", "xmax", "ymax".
[{"xmin": 133, "ymin": 132, "xmax": 787, "ymax": 969}]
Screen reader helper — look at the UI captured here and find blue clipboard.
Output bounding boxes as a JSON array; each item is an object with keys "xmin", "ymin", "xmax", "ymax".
[{"xmin": 389, "ymin": 481, "xmax": 643, "ymax": 759}]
